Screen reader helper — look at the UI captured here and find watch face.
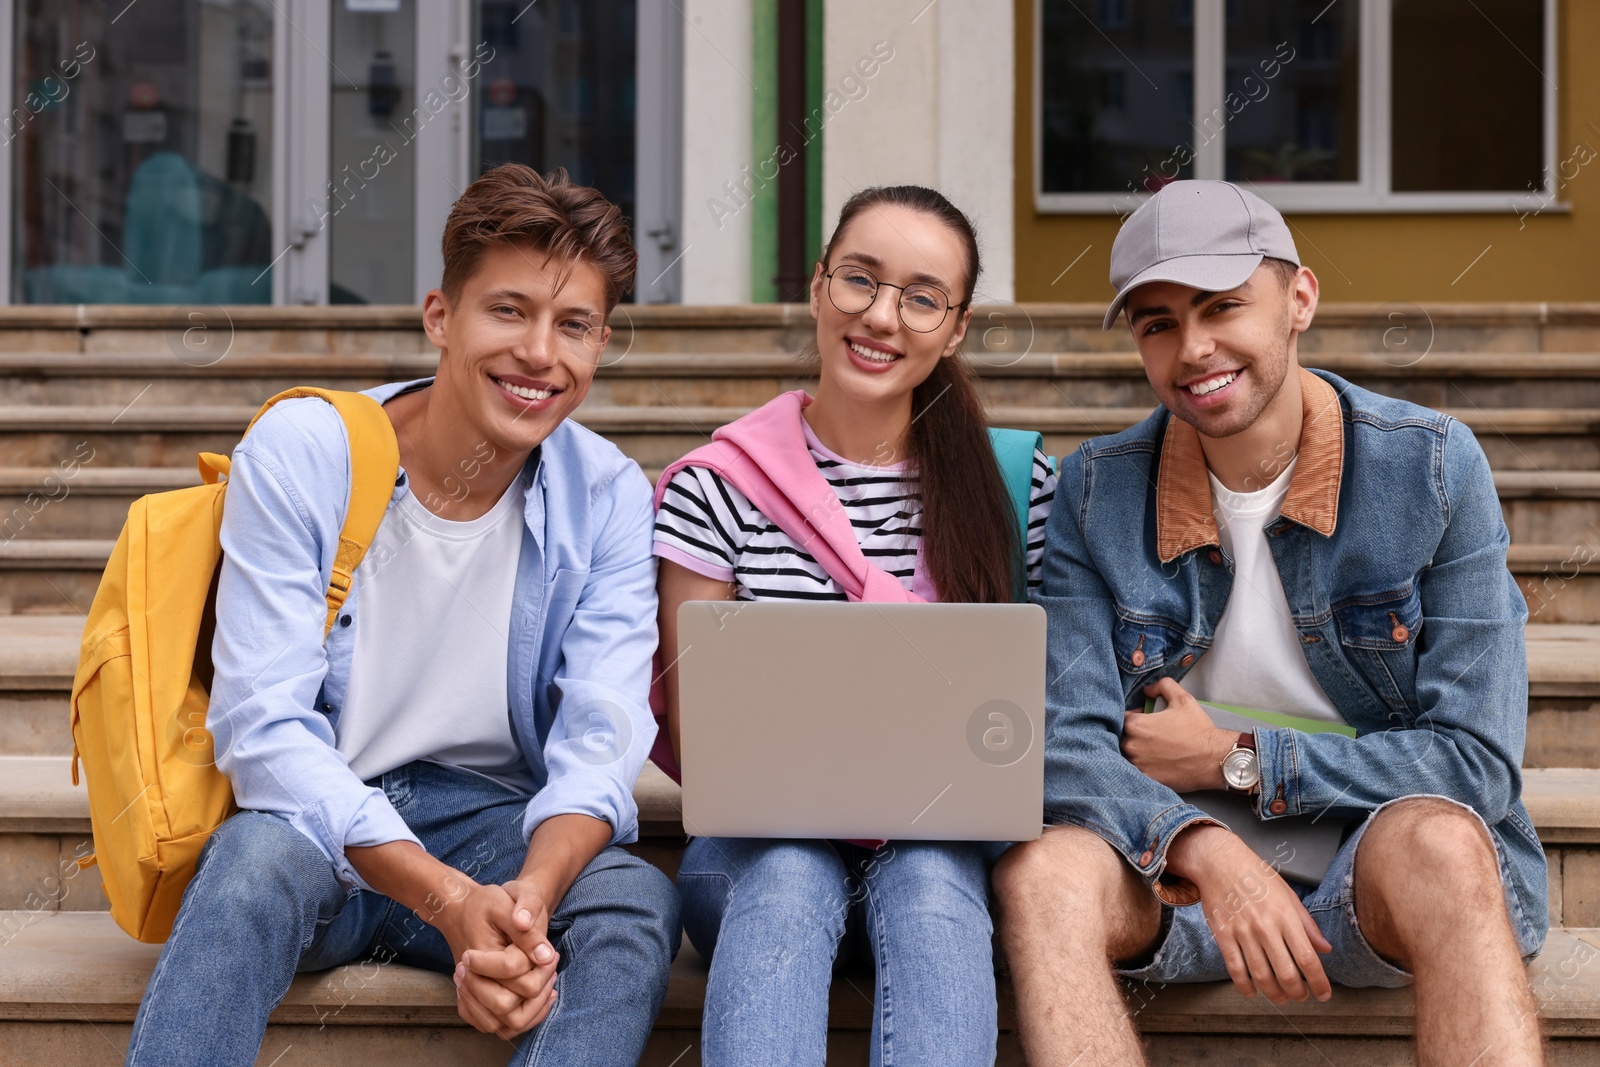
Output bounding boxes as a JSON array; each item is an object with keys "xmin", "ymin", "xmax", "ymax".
[{"xmin": 1222, "ymin": 749, "xmax": 1260, "ymax": 791}]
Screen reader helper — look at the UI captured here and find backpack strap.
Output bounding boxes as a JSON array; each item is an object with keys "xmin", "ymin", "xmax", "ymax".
[
  {"xmin": 987, "ymin": 427, "xmax": 1046, "ymax": 601},
  {"xmin": 245, "ymin": 388, "xmax": 401, "ymax": 636}
]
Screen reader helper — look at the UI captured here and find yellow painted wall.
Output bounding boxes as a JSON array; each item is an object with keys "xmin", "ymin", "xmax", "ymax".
[{"xmin": 1013, "ymin": 0, "xmax": 1600, "ymax": 304}]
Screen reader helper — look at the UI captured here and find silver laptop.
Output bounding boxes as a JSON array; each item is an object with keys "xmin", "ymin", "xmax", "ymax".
[{"xmin": 675, "ymin": 601, "xmax": 1045, "ymax": 842}]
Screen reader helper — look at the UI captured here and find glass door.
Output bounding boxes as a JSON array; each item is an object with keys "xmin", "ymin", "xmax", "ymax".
[
  {"xmin": 10, "ymin": 0, "xmax": 278, "ymax": 304},
  {"xmin": 327, "ymin": 0, "xmax": 418, "ymax": 303},
  {"xmin": 277, "ymin": 0, "xmax": 469, "ymax": 305},
  {"xmin": 3, "ymin": 0, "xmax": 672, "ymax": 304}
]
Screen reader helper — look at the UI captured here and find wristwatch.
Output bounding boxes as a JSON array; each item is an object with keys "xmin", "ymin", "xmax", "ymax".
[{"xmin": 1220, "ymin": 732, "xmax": 1260, "ymax": 795}]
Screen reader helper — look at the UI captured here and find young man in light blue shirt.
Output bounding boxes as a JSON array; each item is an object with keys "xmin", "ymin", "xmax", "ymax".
[{"xmin": 127, "ymin": 165, "xmax": 678, "ymax": 1066}]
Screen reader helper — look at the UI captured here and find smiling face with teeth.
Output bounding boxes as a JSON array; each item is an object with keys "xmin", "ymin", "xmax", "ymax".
[
  {"xmin": 806, "ymin": 204, "xmax": 973, "ymax": 427},
  {"xmin": 1124, "ymin": 262, "xmax": 1318, "ymax": 443},
  {"xmin": 376, "ymin": 241, "xmax": 613, "ymax": 523},
  {"xmin": 419, "ymin": 241, "xmax": 610, "ymax": 460}
]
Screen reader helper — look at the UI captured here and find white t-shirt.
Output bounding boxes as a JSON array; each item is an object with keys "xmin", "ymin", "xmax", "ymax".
[
  {"xmin": 334, "ymin": 466, "xmax": 533, "ymax": 791},
  {"xmin": 1181, "ymin": 456, "xmax": 1345, "ymax": 724}
]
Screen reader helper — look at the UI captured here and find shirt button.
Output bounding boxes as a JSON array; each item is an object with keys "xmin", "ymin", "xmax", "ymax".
[
  {"xmin": 322, "ymin": 702, "xmax": 334, "ymax": 713},
  {"xmin": 1131, "ymin": 649, "xmax": 1145, "ymax": 667},
  {"xmin": 1208, "ymin": 550, "xmax": 1223, "ymax": 565},
  {"xmin": 1270, "ymin": 799, "xmax": 1288, "ymax": 815},
  {"xmin": 1392, "ymin": 624, "xmax": 1409, "ymax": 642},
  {"xmin": 1180, "ymin": 654, "xmax": 1195, "ymax": 668},
  {"xmin": 339, "ymin": 614, "xmax": 352, "ymax": 627},
  {"xmin": 1139, "ymin": 850, "xmax": 1154, "ymax": 866}
]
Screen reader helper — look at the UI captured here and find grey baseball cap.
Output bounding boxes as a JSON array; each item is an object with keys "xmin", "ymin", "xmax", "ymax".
[{"xmin": 1102, "ymin": 180, "xmax": 1300, "ymax": 330}]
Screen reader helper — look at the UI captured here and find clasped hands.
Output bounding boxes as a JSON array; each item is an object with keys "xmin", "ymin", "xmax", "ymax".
[
  {"xmin": 429, "ymin": 875, "xmax": 560, "ymax": 1040},
  {"xmin": 1122, "ymin": 677, "xmax": 1335, "ymax": 1004}
]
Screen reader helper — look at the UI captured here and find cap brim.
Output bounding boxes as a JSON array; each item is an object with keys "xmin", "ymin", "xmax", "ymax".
[{"xmin": 1100, "ymin": 253, "xmax": 1266, "ymax": 331}]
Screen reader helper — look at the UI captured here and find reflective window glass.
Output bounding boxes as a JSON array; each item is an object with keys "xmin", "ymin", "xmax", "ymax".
[
  {"xmin": 328, "ymin": 0, "xmax": 417, "ymax": 305},
  {"xmin": 474, "ymin": 0, "xmax": 635, "ymax": 224},
  {"xmin": 1039, "ymin": 0, "xmax": 1195, "ymax": 194},
  {"xmin": 14, "ymin": 0, "xmax": 276, "ymax": 304},
  {"xmin": 1224, "ymin": 0, "xmax": 1360, "ymax": 184},
  {"xmin": 1391, "ymin": 0, "xmax": 1544, "ymax": 192}
]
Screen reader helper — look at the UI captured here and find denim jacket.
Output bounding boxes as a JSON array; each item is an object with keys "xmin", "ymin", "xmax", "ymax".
[
  {"xmin": 208, "ymin": 379, "xmax": 659, "ymax": 891},
  {"xmin": 1039, "ymin": 368, "xmax": 1545, "ymax": 916}
]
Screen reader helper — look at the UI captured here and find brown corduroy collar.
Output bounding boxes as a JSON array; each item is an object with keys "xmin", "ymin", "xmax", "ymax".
[{"xmin": 1155, "ymin": 366, "xmax": 1344, "ymax": 564}]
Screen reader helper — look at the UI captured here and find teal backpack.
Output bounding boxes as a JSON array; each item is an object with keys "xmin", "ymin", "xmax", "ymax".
[{"xmin": 989, "ymin": 428, "xmax": 1055, "ymax": 601}]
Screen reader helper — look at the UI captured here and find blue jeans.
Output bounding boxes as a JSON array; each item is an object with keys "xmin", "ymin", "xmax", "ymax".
[
  {"xmin": 126, "ymin": 761, "xmax": 680, "ymax": 1066},
  {"xmin": 678, "ymin": 836, "xmax": 1008, "ymax": 1067}
]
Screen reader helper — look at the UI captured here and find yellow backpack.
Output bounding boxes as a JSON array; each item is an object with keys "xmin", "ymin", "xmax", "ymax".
[{"xmin": 69, "ymin": 387, "xmax": 400, "ymax": 943}]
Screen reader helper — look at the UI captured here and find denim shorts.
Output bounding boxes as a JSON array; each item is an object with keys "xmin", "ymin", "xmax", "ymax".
[{"xmin": 1114, "ymin": 794, "xmax": 1547, "ymax": 989}]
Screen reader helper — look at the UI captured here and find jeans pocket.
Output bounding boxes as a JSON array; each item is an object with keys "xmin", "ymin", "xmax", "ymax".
[{"xmin": 378, "ymin": 763, "xmax": 415, "ymax": 812}]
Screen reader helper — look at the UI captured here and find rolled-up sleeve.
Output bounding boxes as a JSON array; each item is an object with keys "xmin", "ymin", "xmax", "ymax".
[
  {"xmin": 520, "ymin": 465, "xmax": 660, "ymax": 844},
  {"xmin": 208, "ymin": 402, "xmax": 420, "ymax": 891}
]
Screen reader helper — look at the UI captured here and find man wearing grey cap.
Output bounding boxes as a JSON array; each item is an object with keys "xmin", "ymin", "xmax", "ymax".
[{"xmin": 994, "ymin": 181, "xmax": 1546, "ymax": 1065}]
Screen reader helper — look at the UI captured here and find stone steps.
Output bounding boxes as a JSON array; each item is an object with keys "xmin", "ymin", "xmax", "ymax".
[
  {"xmin": 2, "ymin": 754, "xmax": 1598, "ymax": 917},
  {"xmin": 4, "ymin": 534, "xmax": 1597, "ymax": 620},
  {"xmin": 0, "ymin": 300, "xmax": 1594, "ymax": 349},
  {"xmin": 0, "ymin": 911, "xmax": 1597, "ymax": 1065},
  {"xmin": 2, "ymin": 753, "xmax": 1599, "ymax": 1061},
  {"xmin": 6, "ymin": 349, "xmax": 1600, "ymax": 407},
  {"xmin": 1, "ymin": 305, "xmax": 1596, "ymax": 1062},
  {"xmin": 5, "ymin": 617, "xmax": 1597, "ymax": 767},
  {"xmin": 5, "ymin": 466, "xmax": 1598, "ymax": 545},
  {"xmin": 1, "ymin": 400, "xmax": 1596, "ymax": 470},
  {"xmin": 2, "ymin": 754, "xmax": 1598, "ymax": 1064}
]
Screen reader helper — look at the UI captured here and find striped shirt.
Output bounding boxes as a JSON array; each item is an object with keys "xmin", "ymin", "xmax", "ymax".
[{"xmin": 653, "ymin": 422, "xmax": 1056, "ymax": 601}]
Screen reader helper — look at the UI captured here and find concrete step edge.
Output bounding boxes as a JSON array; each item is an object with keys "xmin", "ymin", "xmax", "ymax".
[
  {"xmin": 6, "ymin": 351, "xmax": 1600, "ymax": 379},
  {"xmin": 0, "ymin": 300, "xmax": 1596, "ymax": 329},
  {"xmin": 0, "ymin": 912, "xmax": 1597, "ymax": 1036},
  {"xmin": 5, "ymin": 466, "xmax": 1600, "ymax": 500},
  {"xmin": 6, "ymin": 541, "xmax": 1597, "ymax": 575},
  {"xmin": 0, "ymin": 467, "xmax": 199, "ymax": 493},
  {"xmin": 0, "ymin": 755, "xmax": 688, "ymax": 837},
  {"xmin": 5, "ymin": 618, "xmax": 1598, "ymax": 695},
  {"xmin": 3, "ymin": 406, "xmax": 1600, "ymax": 434},
  {"xmin": 1, "ymin": 756, "xmax": 1595, "ymax": 844}
]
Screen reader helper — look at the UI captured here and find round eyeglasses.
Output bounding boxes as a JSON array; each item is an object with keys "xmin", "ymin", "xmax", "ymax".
[{"xmin": 824, "ymin": 265, "xmax": 964, "ymax": 333}]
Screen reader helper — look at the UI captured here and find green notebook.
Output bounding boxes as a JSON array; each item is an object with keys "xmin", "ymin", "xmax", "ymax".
[{"xmin": 1142, "ymin": 696, "xmax": 1357, "ymax": 737}]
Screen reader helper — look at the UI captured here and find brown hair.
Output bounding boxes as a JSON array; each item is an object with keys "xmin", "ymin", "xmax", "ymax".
[
  {"xmin": 1263, "ymin": 256, "xmax": 1299, "ymax": 290},
  {"xmin": 440, "ymin": 164, "xmax": 636, "ymax": 311},
  {"xmin": 821, "ymin": 186, "xmax": 1020, "ymax": 604}
]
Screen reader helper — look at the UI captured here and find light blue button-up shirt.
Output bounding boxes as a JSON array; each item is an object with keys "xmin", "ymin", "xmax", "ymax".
[{"xmin": 207, "ymin": 378, "xmax": 659, "ymax": 891}]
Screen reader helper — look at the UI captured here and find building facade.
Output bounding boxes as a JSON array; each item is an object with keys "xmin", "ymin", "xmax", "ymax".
[{"xmin": 0, "ymin": 0, "xmax": 1591, "ymax": 307}]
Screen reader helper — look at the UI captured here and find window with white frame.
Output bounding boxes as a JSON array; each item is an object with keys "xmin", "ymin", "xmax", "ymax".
[{"xmin": 1036, "ymin": 0, "xmax": 1556, "ymax": 213}]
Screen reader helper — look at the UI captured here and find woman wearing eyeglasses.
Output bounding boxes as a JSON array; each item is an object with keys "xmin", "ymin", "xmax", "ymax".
[{"xmin": 651, "ymin": 186, "xmax": 1056, "ymax": 1066}]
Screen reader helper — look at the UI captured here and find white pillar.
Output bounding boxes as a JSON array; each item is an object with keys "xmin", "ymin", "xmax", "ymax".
[
  {"xmin": 678, "ymin": 0, "xmax": 754, "ymax": 305},
  {"xmin": 820, "ymin": 0, "xmax": 1015, "ymax": 302}
]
